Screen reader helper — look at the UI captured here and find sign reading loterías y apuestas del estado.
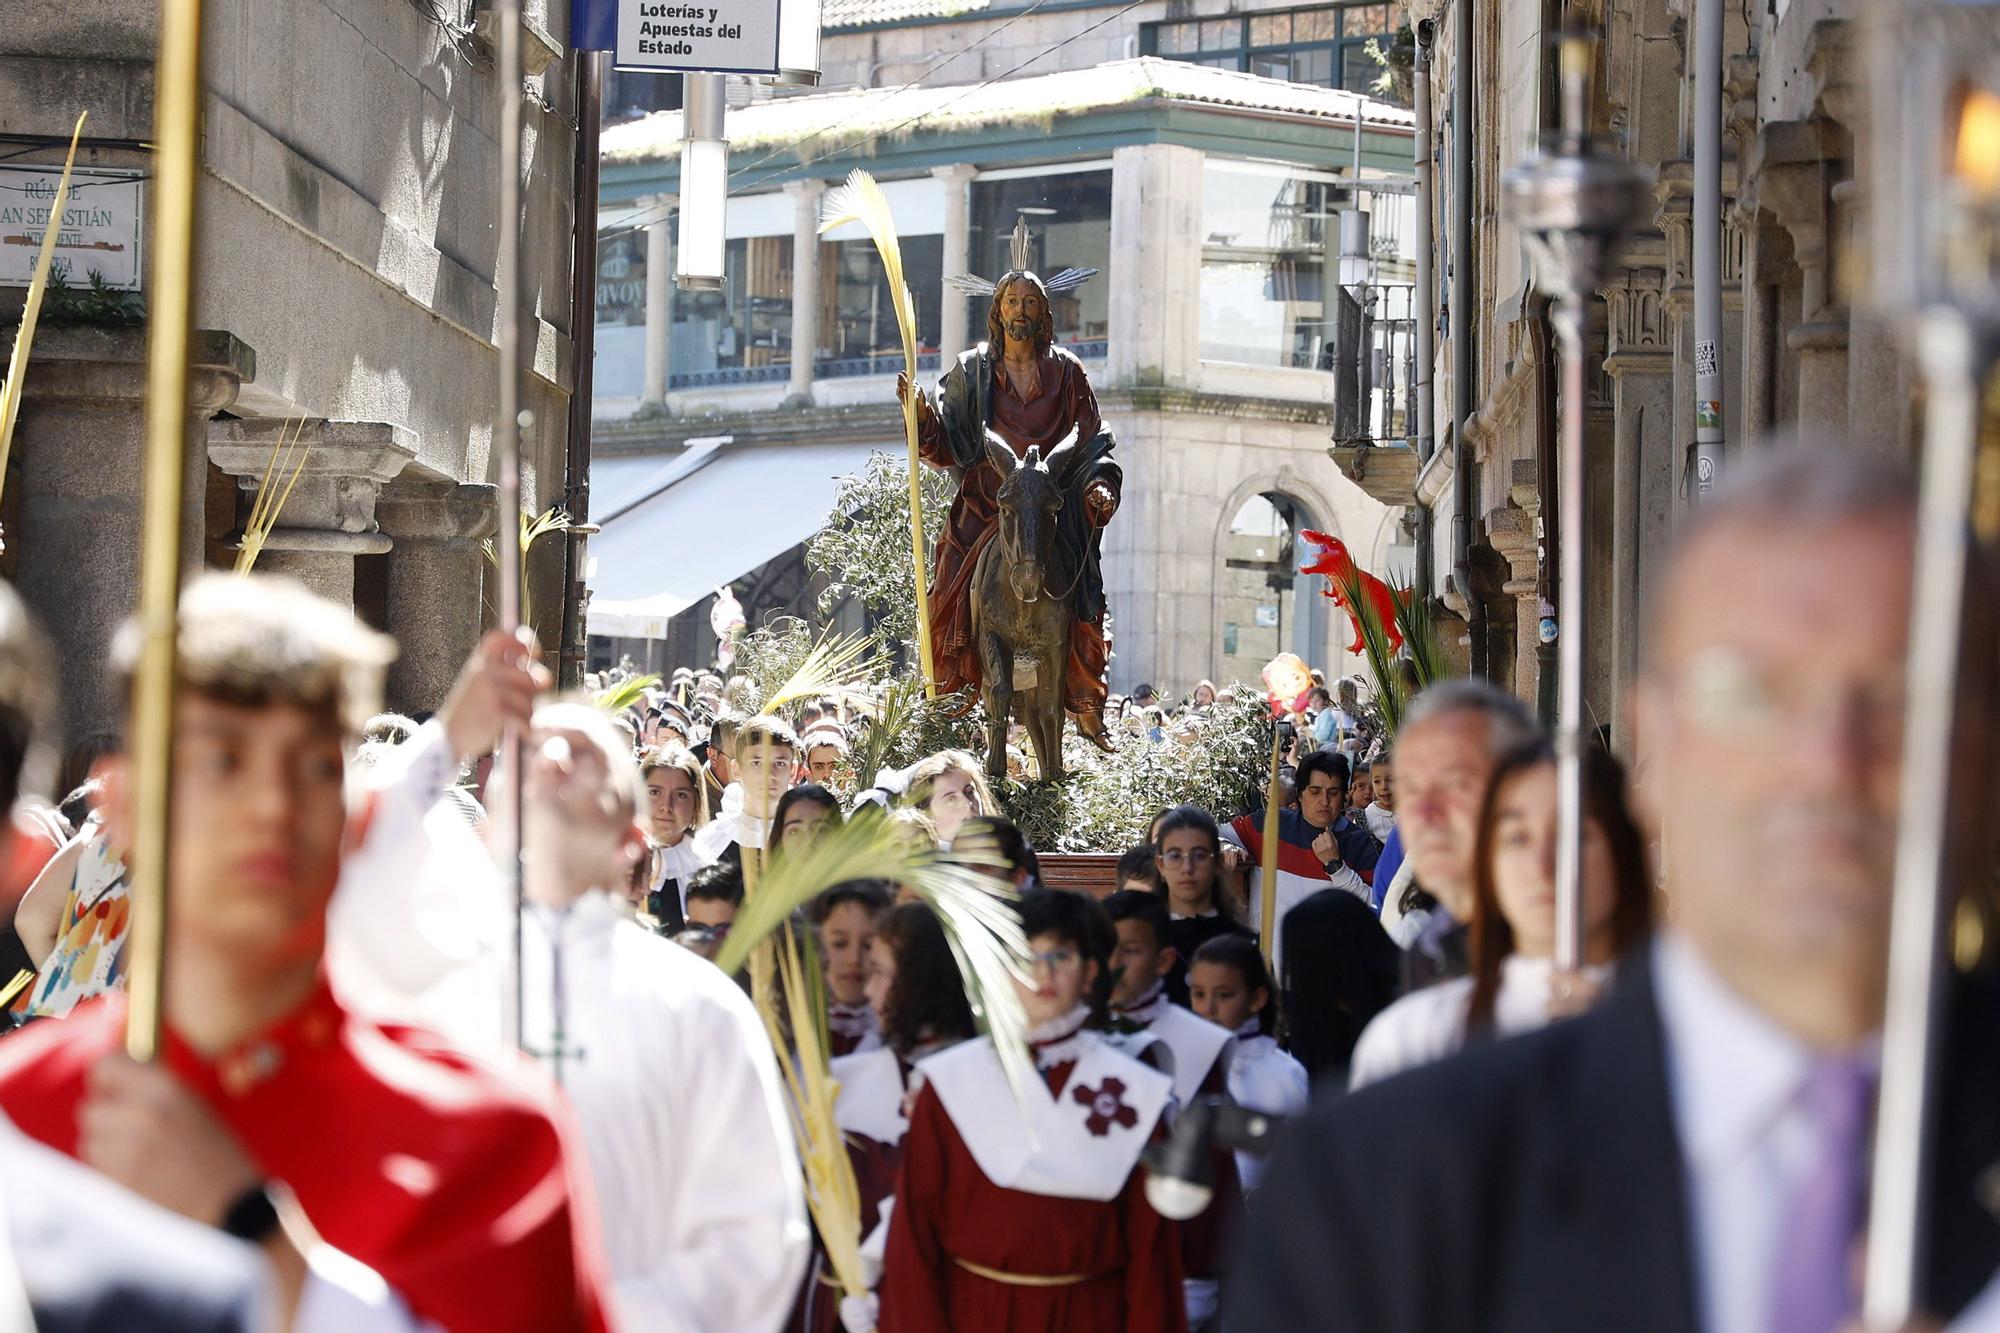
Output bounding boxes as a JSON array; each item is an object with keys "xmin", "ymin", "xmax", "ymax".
[{"xmin": 615, "ymin": 0, "xmax": 781, "ymax": 76}]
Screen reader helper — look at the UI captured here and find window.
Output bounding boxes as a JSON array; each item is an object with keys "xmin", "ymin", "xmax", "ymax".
[
  {"xmin": 964, "ymin": 170, "xmax": 1113, "ymax": 351},
  {"xmin": 672, "ymin": 236, "xmax": 791, "ymax": 376},
  {"xmin": 1143, "ymin": 3, "xmax": 1406, "ymax": 104},
  {"xmin": 819, "ymin": 235, "xmax": 943, "ymax": 371},
  {"xmin": 595, "ymin": 228, "xmax": 648, "ymax": 330},
  {"xmin": 1199, "ymin": 160, "xmax": 1342, "ymax": 369}
]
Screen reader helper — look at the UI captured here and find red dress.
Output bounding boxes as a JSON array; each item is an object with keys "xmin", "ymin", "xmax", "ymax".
[
  {"xmin": 0, "ymin": 984, "xmax": 613, "ymax": 1333},
  {"xmin": 877, "ymin": 1060, "xmax": 1186, "ymax": 1333}
]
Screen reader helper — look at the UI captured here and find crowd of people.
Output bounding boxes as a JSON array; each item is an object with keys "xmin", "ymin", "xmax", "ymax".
[{"xmin": 0, "ymin": 443, "xmax": 1990, "ymax": 1332}]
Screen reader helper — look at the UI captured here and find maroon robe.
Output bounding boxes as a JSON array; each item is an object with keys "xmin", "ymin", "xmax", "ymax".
[{"xmin": 877, "ymin": 1063, "xmax": 1186, "ymax": 1333}]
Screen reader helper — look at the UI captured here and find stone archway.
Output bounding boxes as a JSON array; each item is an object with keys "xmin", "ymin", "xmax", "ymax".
[{"xmin": 1208, "ymin": 471, "xmax": 1343, "ymax": 688}]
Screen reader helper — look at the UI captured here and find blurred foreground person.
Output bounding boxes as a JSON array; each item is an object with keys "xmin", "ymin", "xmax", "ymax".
[
  {"xmin": 1227, "ymin": 449, "xmax": 2000, "ymax": 1330},
  {"xmin": 0, "ymin": 575, "xmax": 612, "ymax": 1331}
]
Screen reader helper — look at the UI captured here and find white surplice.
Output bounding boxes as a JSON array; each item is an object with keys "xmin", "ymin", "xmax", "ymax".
[
  {"xmin": 324, "ymin": 726, "xmax": 809, "ymax": 1333},
  {"xmin": 515, "ymin": 893, "xmax": 808, "ymax": 1333}
]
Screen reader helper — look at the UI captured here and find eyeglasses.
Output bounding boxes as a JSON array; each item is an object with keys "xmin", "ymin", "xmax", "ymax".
[
  {"xmin": 1157, "ymin": 849, "xmax": 1214, "ymax": 868},
  {"xmin": 1029, "ymin": 948, "xmax": 1081, "ymax": 972}
]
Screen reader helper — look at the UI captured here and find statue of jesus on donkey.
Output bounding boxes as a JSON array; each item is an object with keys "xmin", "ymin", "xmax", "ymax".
[{"xmin": 896, "ymin": 220, "xmax": 1121, "ymax": 780}]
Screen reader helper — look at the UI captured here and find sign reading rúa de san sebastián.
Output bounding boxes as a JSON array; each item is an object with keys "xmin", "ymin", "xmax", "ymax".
[
  {"xmin": 615, "ymin": 0, "xmax": 781, "ymax": 75},
  {"xmin": 0, "ymin": 168, "xmax": 144, "ymax": 291}
]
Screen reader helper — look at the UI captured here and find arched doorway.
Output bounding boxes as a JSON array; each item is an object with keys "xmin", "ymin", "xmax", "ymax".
[{"xmin": 1218, "ymin": 492, "xmax": 1327, "ymax": 685}]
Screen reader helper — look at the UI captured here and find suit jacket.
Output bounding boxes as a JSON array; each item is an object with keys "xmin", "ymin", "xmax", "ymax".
[{"xmin": 1223, "ymin": 954, "xmax": 2000, "ymax": 1331}]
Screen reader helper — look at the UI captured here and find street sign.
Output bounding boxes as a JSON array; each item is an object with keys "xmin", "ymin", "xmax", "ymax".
[
  {"xmin": 615, "ymin": 0, "xmax": 782, "ymax": 76},
  {"xmin": 0, "ymin": 168, "xmax": 144, "ymax": 291}
]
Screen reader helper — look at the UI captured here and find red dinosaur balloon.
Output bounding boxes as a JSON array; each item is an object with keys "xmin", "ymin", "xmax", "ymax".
[{"xmin": 1299, "ymin": 530, "xmax": 1403, "ymax": 655}]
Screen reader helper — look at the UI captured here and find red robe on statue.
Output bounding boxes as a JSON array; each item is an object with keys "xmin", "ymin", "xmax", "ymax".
[
  {"xmin": 916, "ymin": 345, "xmax": 1113, "ymax": 716},
  {"xmin": 0, "ymin": 984, "xmax": 613, "ymax": 1333},
  {"xmin": 877, "ymin": 1061, "xmax": 1185, "ymax": 1333}
]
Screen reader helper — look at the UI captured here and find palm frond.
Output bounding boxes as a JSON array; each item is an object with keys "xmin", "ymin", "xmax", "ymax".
[
  {"xmin": 760, "ymin": 629, "xmax": 876, "ymax": 719},
  {"xmin": 718, "ymin": 816, "xmax": 1036, "ymax": 1108},
  {"xmin": 1391, "ymin": 579, "xmax": 1450, "ymax": 691},
  {"xmin": 850, "ymin": 676, "xmax": 923, "ymax": 789},
  {"xmin": 234, "ymin": 417, "xmax": 311, "ymax": 575},
  {"xmin": 482, "ymin": 506, "xmax": 574, "ymax": 627},
  {"xmin": 819, "ymin": 171, "xmax": 916, "ymax": 359},
  {"xmin": 593, "ymin": 672, "xmax": 661, "ymax": 716},
  {"xmin": 0, "ymin": 113, "xmax": 89, "ymax": 506}
]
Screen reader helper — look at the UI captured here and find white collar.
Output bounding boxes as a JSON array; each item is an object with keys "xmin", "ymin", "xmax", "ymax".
[
  {"xmin": 1110, "ymin": 979, "xmax": 1167, "ymax": 1027},
  {"xmin": 1027, "ymin": 1004, "xmax": 1093, "ymax": 1070},
  {"xmin": 1652, "ymin": 932, "xmax": 1875, "ymax": 1168}
]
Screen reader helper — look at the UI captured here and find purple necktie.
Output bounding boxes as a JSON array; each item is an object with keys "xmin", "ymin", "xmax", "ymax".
[{"xmin": 1767, "ymin": 1056, "xmax": 1876, "ymax": 1333}]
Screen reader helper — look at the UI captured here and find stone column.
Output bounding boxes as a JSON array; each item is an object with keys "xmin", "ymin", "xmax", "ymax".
[
  {"xmin": 208, "ymin": 420, "xmax": 418, "ymax": 607},
  {"xmin": 642, "ymin": 194, "xmax": 673, "ymax": 410},
  {"xmin": 1752, "ymin": 120, "xmax": 1851, "ymax": 435},
  {"xmin": 785, "ymin": 178, "xmax": 826, "ymax": 405},
  {"xmin": 932, "ymin": 163, "xmax": 978, "ymax": 360},
  {"xmin": 1603, "ymin": 258, "xmax": 1676, "ymax": 755},
  {"xmin": 10, "ymin": 326, "xmax": 254, "ymax": 746},
  {"xmin": 1108, "ymin": 143, "xmax": 1205, "ymax": 387},
  {"xmin": 1484, "ymin": 502, "xmax": 1540, "ymax": 704},
  {"xmin": 375, "ymin": 480, "xmax": 498, "ymax": 716}
]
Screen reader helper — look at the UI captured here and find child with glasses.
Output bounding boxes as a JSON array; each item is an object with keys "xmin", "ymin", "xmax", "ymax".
[
  {"xmin": 1151, "ymin": 806, "xmax": 1253, "ymax": 1006},
  {"xmin": 877, "ymin": 888, "xmax": 1186, "ymax": 1333}
]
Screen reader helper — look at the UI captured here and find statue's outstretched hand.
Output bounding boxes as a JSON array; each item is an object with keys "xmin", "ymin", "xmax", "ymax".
[{"xmin": 1084, "ymin": 480, "xmax": 1117, "ymax": 526}]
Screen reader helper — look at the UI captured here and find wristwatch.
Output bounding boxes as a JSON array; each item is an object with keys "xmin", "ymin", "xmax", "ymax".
[{"xmin": 221, "ymin": 1182, "xmax": 281, "ymax": 1243}]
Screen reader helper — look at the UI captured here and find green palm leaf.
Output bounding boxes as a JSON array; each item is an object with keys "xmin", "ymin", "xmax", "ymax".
[
  {"xmin": 717, "ymin": 816, "xmax": 1036, "ymax": 1108},
  {"xmin": 593, "ymin": 672, "xmax": 661, "ymax": 716}
]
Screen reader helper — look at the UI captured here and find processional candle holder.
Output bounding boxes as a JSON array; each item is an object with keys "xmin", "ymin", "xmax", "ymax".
[
  {"xmin": 1861, "ymin": 4, "xmax": 2000, "ymax": 1323},
  {"xmin": 1500, "ymin": 32, "xmax": 1653, "ymax": 973}
]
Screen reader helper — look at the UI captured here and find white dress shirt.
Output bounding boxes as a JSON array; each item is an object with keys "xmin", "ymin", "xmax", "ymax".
[
  {"xmin": 1651, "ymin": 931, "xmax": 1878, "ymax": 1333},
  {"xmin": 1348, "ymin": 953, "xmax": 1610, "ymax": 1090}
]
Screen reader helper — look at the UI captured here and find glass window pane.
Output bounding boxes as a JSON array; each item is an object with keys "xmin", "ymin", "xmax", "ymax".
[
  {"xmin": 1342, "ymin": 42, "xmax": 1378, "ymax": 91},
  {"xmin": 1296, "ymin": 48, "xmax": 1334, "ymax": 87},
  {"xmin": 1341, "ymin": 3, "xmax": 1391, "ymax": 35},
  {"xmin": 1153, "ymin": 20, "xmax": 1193, "ymax": 55},
  {"xmin": 1251, "ymin": 53, "xmax": 1291, "ymax": 80},
  {"xmin": 1199, "ymin": 18, "xmax": 1241, "ymax": 51},
  {"xmin": 1199, "ymin": 53, "xmax": 1242, "ymax": 70},
  {"xmin": 1294, "ymin": 8, "xmax": 1338, "ymax": 42},
  {"xmin": 1200, "ymin": 161, "xmax": 1328, "ymax": 369},
  {"xmin": 595, "ymin": 228, "xmax": 648, "ymax": 328},
  {"xmin": 1248, "ymin": 13, "xmax": 1290, "ymax": 46}
]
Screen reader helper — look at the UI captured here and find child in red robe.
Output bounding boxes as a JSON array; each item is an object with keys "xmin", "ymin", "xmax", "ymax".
[
  {"xmin": 0, "ymin": 575, "xmax": 611, "ymax": 1332},
  {"xmin": 877, "ymin": 887, "xmax": 1186, "ymax": 1333}
]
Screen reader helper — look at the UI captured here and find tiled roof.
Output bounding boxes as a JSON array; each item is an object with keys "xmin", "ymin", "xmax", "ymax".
[
  {"xmin": 822, "ymin": 0, "xmax": 994, "ymax": 28},
  {"xmin": 601, "ymin": 56, "xmax": 1415, "ymax": 166}
]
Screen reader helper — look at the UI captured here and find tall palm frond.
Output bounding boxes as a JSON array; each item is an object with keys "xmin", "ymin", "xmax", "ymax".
[
  {"xmin": 0, "ymin": 113, "xmax": 89, "ymax": 507},
  {"xmin": 1390, "ymin": 579, "xmax": 1450, "ymax": 692},
  {"xmin": 850, "ymin": 676, "xmax": 924, "ymax": 789},
  {"xmin": 482, "ymin": 507, "xmax": 574, "ymax": 627},
  {"xmin": 1329, "ymin": 561, "xmax": 1411, "ymax": 734}
]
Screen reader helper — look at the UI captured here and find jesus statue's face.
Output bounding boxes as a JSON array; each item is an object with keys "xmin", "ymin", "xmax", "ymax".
[{"xmin": 997, "ymin": 280, "xmax": 1046, "ymax": 346}]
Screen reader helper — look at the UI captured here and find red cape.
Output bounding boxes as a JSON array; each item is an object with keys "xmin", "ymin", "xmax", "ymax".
[{"xmin": 0, "ymin": 985, "xmax": 612, "ymax": 1333}]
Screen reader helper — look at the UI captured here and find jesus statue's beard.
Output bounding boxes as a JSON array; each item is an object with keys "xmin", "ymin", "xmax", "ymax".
[{"xmin": 1006, "ymin": 317, "xmax": 1035, "ymax": 341}]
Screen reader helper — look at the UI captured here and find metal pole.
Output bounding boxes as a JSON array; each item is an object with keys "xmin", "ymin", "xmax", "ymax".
[
  {"xmin": 1690, "ymin": 0, "xmax": 1726, "ymax": 499},
  {"xmin": 494, "ymin": 0, "xmax": 527, "ymax": 1051},
  {"xmin": 1413, "ymin": 21, "xmax": 1437, "ymax": 601},
  {"xmin": 1450, "ymin": 0, "xmax": 1482, "ymax": 676},
  {"xmin": 1502, "ymin": 31, "xmax": 1652, "ymax": 973},
  {"xmin": 125, "ymin": 0, "xmax": 205, "ymax": 1061},
  {"xmin": 1861, "ymin": 312, "xmax": 1991, "ymax": 1326},
  {"xmin": 560, "ymin": 50, "xmax": 606, "ymax": 690}
]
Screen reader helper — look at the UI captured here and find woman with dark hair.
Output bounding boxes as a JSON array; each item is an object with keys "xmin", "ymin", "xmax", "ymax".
[
  {"xmin": 1188, "ymin": 934, "xmax": 1308, "ymax": 1193},
  {"xmin": 1278, "ymin": 888, "xmax": 1403, "ymax": 1084},
  {"xmin": 1151, "ymin": 805, "xmax": 1252, "ymax": 1005},
  {"xmin": 877, "ymin": 888, "xmax": 1185, "ymax": 1333},
  {"xmin": 1348, "ymin": 739, "xmax": 1654, "ymax": 1089},
  {"xmin": 774, "ymin": 782, "xmax": 843, "ymax": 852}
]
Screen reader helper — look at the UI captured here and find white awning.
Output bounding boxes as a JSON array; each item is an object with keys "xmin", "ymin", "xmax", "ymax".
[{"xmin": 586, "ymin": 441, "xmax": 891, "ymax": 640}]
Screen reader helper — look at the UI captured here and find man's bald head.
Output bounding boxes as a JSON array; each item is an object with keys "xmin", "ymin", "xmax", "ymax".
[{"xmin": 1633, "ymin": 444, "xmax": 1918, "ymax": 1049}]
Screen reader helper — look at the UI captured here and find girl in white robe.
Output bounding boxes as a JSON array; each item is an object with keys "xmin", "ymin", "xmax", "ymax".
[{"xmin": 1186, "ymin": 933, "xmax": 1308, "ymax": 1194}]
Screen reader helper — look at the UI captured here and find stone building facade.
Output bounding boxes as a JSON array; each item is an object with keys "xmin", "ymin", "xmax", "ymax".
[
  {"xmin": 1390, "ymin": 0, "xmax": 1889, "ymax": 739},
  {"xmin": 2, "ymin": 0, "xmax": 586, "ymax": 743}
]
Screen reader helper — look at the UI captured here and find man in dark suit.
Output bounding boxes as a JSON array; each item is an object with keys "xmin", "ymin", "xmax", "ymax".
[{"xmin": 1225, "ymin": 447, "xmax": 2000, "ymax": 1331}]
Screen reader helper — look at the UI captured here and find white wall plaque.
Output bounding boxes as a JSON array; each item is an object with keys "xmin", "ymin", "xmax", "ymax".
[
  {"xmin": 0, "ymin": 168, "xmax": 144, "ymax": 292},
  {"xmin": 616, "ymin": 0, "xmax": 782, "ymax": 76}
]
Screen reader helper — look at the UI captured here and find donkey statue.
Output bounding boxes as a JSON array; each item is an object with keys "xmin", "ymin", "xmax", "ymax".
[{"xmin": 969, "ymin": 429, "xmax": 1079, "ymax": 781}]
